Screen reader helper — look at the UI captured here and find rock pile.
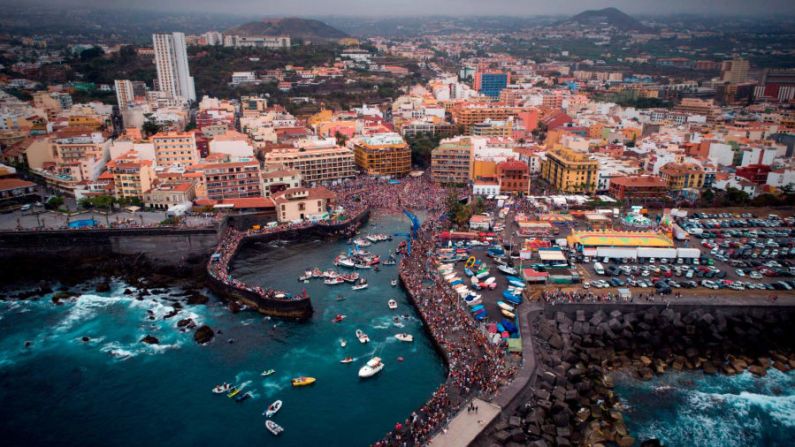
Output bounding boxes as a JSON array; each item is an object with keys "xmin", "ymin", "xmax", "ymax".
[{"xmin": 491, "ymin": 306, "xmax": 795, "ymax": 446}]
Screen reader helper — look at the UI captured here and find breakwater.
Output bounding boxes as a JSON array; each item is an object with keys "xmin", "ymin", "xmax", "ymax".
[
  {"xmin": 206, "ymin": 209, "xmax": 370, "ymax": 321},
  {"xmin": 489, "ymin": 303, "xmax": 795, "ymax": 447}
]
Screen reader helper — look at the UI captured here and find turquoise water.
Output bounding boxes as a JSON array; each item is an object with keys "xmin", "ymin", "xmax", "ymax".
[
  {"xmin": 615, "ymin": 369, "xmax": 795, "ymax": 446},
  {"xmin": 0, "ymin": 212, "xmax": 446, "ymax": 447}
]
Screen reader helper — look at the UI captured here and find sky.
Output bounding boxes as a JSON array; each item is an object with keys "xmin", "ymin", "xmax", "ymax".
[{"xmin": 8, "ymin": 0, "xmax": 795, "ymax": 17}]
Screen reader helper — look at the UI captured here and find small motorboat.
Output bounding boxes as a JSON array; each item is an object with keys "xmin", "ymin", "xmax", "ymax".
[
  {"xmin": 340, "ymin": 338, "xmax": 347, "ymax": 348},
  {"xmin": 395, "ymin": 333, "xmax": 414, "ymax": 342},
  {"xmin": 212, "ymin": 383, "xmax": 232, "ymax": 394},
  {"xmin": 353, "ymin": 263, "xmax": 371, "ymax": 269},
  {"xmin": 336, "ymin": 294, "xmax": 345, "ymax": 301},
  {"xmin": 264, "ymin": 400, "xmax": 282, "ymax": 417},
  {"xmin": 352, "ymin": 279, "xmax": 368, "ymax": 290},
  {"xmin": 332, "ymin": 314, "xmax": 346, "ymax": 323},
  {"xmin": 291, "ymin": 377, "xmax": 316, "ymax": 387},
  {"xmin": 355, "ymin": 329, "xmax": 370, "ymax": 344},
  {"xmin": 261, "ymin": 369, "xmax": 276, "ymax": 377},
  {"xmin": 497, "ymin": 264, "xmax": 518, "ymax": 275},
  {"xmin": 227, "ymin": 387, "xmax": 241, "ymax": 398},
  {"xmin": 265, "ymin": 420, "xmax": 284, "ymax": 436},
  {"xmin": 324, "ymin": 277, "xmax": 345, "ymax": 285},
  {"xmin": 391, "ymin": 279, "xmax": 398, "ymax": 287},
  {"xmin": 501, "ymin": 309, "xmax": 516, "ymax": 319},
  {"xmin": 340, "ymin": 357, "xmax": 354, "ymax": 364},
  {"xmin": 235, "ymin": 391, "xmax": 252, "ymax": 402},
  {"xmin": 497, "ymin": 301, "xmax": 515, "ymax": 312},
  {"xmin": 358, "ymin": 356, "xmax": 385, "ymax": 378},
  {"xmin": 388, "ymin": 299, "xmax": 398, "ymax": 310}
]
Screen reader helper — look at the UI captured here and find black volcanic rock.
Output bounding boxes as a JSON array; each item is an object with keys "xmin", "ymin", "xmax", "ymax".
[
  {"xmin": 140, "ymin": 335, "xmax": 159, "ymax": 344},
  {"xmin": 194, "ymin": 325, "xmax": 215, "ymax": 344}
]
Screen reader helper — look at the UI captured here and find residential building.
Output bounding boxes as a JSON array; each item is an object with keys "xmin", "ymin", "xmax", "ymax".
[
  {"xmin": 540, "ymin": 146, "xmax": 599, "ymax": 193},
  {"xmin": 659, "ymin": 162, "xmax": 705, "ymax": 191},
  {"xmin": 473, "ymin": 180, "xmax": 500, "ymax": 196},
  {"xmin": 265, "ymin": 145, "xmax": 356, "ymax": 184},
  {"xmin": 153, "ymin": 131, "xmax": 199, "ymax": 167},
  {"xmin": 0, "ymin": 178, "xmax": 38, "ymax": 206},
  {"xmin": 472, "ymin": 118, "xmax": 513, "ymax": 138},
  {"xmin": 231, "ymin": 72, "xmax": 256, "ymax": 85},
  {"xmin": 352, "ymin": 133, "xmax": 411, "ymax": 176},
  {"xmin": 474, "ymin": 70, "xmax": 510, "ymax": 98},
  {"xmin": 114, "ymin": 79, "xmax": 135, "ymax": 109},
  {"xmin": 106, "ymin": 151, "xmax": 155, "ymax": 199},
  {"xmin": 608, "ymin": 175, "xmax": 668, "ymax": 201},
  {"xmin": 272, "ymin": 187, "xmax": 336, "ymax": 222},
  {"xmin": 144, "ymin": 181, "xmax": 196, "ymax": 209},
  {"xmin": 261, "ymin": 168, "xmax": 302, "ymax": 197},
  {"xmin": 496, "ymin": 159, "xmax": 530, "ymax": 195},
  {"xmin": 431, "ymin": 137, "xmax": 473, "ymax": 185},
  {"xmin": 153, "ymin": 32, "xmax": 196, "ymax": 102},
  {"xmin": 187, "ymin": 160, "xmax": 262, "ymax": 201},
  {"xmin": 721, "ymin": 58, "xmax": 750, "ymax": 84},
  {"xmin": 223, "ymin": 35, "xmax": 290, "ymax": 49},
  {"xmin": 208, "ymin": 130, "xmax": 255, "ymax": 161}
]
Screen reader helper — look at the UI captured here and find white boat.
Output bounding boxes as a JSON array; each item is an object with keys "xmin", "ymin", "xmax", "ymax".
[
  {"xmin": 352, "ymin": 279, "xmax": 368, "ymax": 290},
  {"xmin": 353, "ymin": 238, "xmax": 371, "ymax": 247},
  {"xmin": 395, "ymin": 333, "xmax": 414, "ymax": 342},
  {"xmin": 497, "ymin": 301, "xmax": 515, "ymax": 312},
  {"xmin": 265, "ymin": 420, "xmax": 284, "ymax": 436},
  {"xmin": 324, "ymin": 277, "xmax": 345, "ymax": 285},
  {"xmin": 476, "ymin": 270, "xmax": 491, "ymax": 279},
  {"xmin": 340, "ymin": 339, "xmax": 347, "ymax": 348},
  {"xmin": 388, "ymin": 299, "xmax": 398, "ymax": 310},
  {"xmin": 355, "ymin": 329, "xmax": 370, "ymax": 344},
  {"xmin": 497, "ymin": 264, "xmax": 518, "ymax": 275},
  {"xmin": 336, "ymin": 257, "xmax": 355, "ymax": 268},
  {"xmin": 353, "ymin": 263, "xmax": 372, "ymax": 269},
  {"xmin": 391, "ymin": 279, "xmax": 398, "ymax": 287},
  {"xmin": 264, "ymin": 400, "xmax": 282, "ymax": 418},
  {"xmin": 212, "ymin": 383, "xmax": 232, "ymax": 394},
  {"xmin": 358, "ymin": 356, "xmax": 385, "ymax": 378},
  {"xmin": 483, "ymin": 277, "xmax": 496, "ymax": 285}
]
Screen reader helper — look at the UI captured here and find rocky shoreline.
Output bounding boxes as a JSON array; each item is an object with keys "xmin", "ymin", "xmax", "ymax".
[{"xmin": 489, "ymin": 305, "xmax": 795, "ymax": 447}]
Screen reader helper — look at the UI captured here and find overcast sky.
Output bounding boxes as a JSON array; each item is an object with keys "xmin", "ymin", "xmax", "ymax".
[{"xmin": 10, "ymin": 0, "xmax": 795, "ymax": 17}]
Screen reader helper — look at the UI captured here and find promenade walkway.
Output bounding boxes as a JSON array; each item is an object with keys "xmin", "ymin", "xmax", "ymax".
[{"xmin": 427, "ymin": 399, "xmax": 501, "ymax": 447}]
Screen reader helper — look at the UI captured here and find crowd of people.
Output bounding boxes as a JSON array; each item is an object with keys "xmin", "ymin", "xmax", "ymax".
[
  {"xmin": 330, "ymin": 174, "xmax": 453, "ymax": 215},
  {"xmin": 540, "ymin": 288, "xmax": 686, "ymax": 304},
  {"xmin": 374, "ymin": 222, "xmax": 517, "ymax": 447}
]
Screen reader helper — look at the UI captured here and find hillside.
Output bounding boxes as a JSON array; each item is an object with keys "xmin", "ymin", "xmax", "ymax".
[
  {"xmin": 226, "ymin": 17, "xmax": 348, "ymax": 41},
  {"xmin": 562, "ymin": 7, "xmax": 651, "ymax": 31}
]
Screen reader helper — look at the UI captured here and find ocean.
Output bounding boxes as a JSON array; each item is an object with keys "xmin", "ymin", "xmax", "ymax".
[
  {"xmin": 614, "ymin": 368, "xmax": 795, "ymax": 446},
  {"xmin": 0, "ymin": 212, "xmax": 446, "ymax": 447}
]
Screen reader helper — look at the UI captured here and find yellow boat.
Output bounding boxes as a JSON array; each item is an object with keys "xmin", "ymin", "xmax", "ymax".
[
  {"xmin": 291, "ymin": 377, "xmax": 316, "ymax": 387},
  {"xmin": 227, "ymin": 387, "xmax": 241, "ymax": 398}
]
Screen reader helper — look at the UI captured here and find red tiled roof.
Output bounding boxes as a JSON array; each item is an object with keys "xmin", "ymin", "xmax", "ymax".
[{"xmin": 0, "ymin": 178, "xmax": 36, "ymax": 191}]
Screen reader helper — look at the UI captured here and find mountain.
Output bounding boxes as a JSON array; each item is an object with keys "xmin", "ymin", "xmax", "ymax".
[
  {"xmin": 225, "ymin": 17, "xmax": 348, "ymax": 41},
  {"xmin": 563, "ymin": 7, "xmax": 651, "ymax": 31}
]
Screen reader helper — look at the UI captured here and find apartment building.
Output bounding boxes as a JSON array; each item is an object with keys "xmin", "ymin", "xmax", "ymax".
[
  {"xmin": 659, "ymin": 162, "xmax": 705, "ymax": 191},
  {"xmin": 352, "ymin": 133, "xmax": 411, "ymax": 177},
  {"xmin": 272, "ymin": 187, "xmax": 336, "ymax": 223},
  {"xmin": 152, "ymin": 131, "xmax": 199, "ymax": 167},
  {"xmin": 153, "ymin": 32, "xmax": 196, "ymax": 102},
  {"xmin": 540, "ymin": 146, "xmax": 599, "ymax": 193},
  {"xmin": 187, "ymin": 160, "xmax": 262, "ymax": 201},
  {"xmin": 451, "ymin": 105, "xmax": 534, "ymax": 134},
  {"xmin": 608, "ymin": 175, "xmax": 668, "ymax": 201},
  {"xmin": 496, "ymin": 159, "xmax": 530, "ymax": 195},
  {"xmin": 265, "ymin": 146, "xmax": 356, "ymax": 184},
  {"xmin": 471, "ymin": 118, "xmax": 513, "ymax": 138},
  {"xmin": 431, "ymin": 137, "xmax": 473, "ymax": 185},
  {"xmin": 106, "ymin": 152, "xmax": 155, "ymax": 199},
  {"xmin": 261, "ymin": 168, "xmax": 302, "ymax": 197}
]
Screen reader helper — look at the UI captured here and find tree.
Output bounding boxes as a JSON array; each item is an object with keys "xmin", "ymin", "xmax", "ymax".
[
  {"xmin": 142, "ymin": 114, "xmax": 162, "ymax": 138},
  {"xmin": 46, "ymin": 196, "xmax": 64, "ymax": 210},
  {"xmin": 334, "ymin": 131, "xmax": 348, "ymax": 147}
]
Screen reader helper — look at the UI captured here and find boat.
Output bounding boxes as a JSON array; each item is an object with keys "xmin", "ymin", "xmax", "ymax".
[
  {"xmin": 352, "ymin": 278, "xmax": 368, "ymax": 290},
  {"xmin": 265, "ymin": 420, "xmax": 284, "ymax": 436},
  {"xmin": 476, "ymin": 270, "xmax": 491, "ymax": 279},
  {"xmin": 261, "ymin": 369, "xmax": 276, "ymax": 377},
  {"xmin": 500, "ymin": 309, "xmax": 516, "ymax": 319},
  {"xmin": 212, "ymin": 383, "xmax": 232, "ymax": 394},
  {"xmin": 332, "ymin": 314, "xmax": 346, "ymax": 323},
  {"xmin": 264, "ymin": 400, "xmax": 283, "ymax": 417},
  {"xmin": 388, "ymin": 299, "xmax": 398, "ymax": 310},
  {"xmin": 464, "ymin": 267, "xmax": 474, "ymax": 277},
  {"xmin": 355, "ymin": 329, "xmax": 370, "ymax": 344},
  {"xmin": 335, "ymin": 256, "xmax": 355, "ymax": 268},
  {"xmin": 336, "ymin": 294, "xmax": 345, "ymax": 301},
  {"xmin": 395, "ymin": 333, "xmax": 414, "ymax": 342},
  {"xmin": 382, "ymin": 256, "xmax": 397, "ymax": 266},
  {"xmin": 324, "ymin": 277, "xmax": 345, "ymax": 285},
  {"xmin": 340, "ymin": 339, "xmax": 347, "ymax": 348},
  {"xmin": 497, "ymin": 301, "xmax": 515, "ymax": 312},
  {"xmin": 340, "ymin": 357, "xmax": 354, "ymax": 364},
  {"xmin": 497, "ymin": 264, "xmax": 518, "ymax": 275},
  {"xmin": 291, "ymin": 377, "xmax": 316, "ymax": 387},
  {"xmin": 340, "ymin": 272, "xmax": 360, "ymax": 283},
  {"xmin": 353, "ymin": 238, "xmax": 371, "ymax": 247},
  {"xmin": 353, "ymin": 263, "xmax": 372, "ymax": 269},
  {"xmin": 227, "ymin": 387, "xmax": 242, "ymax": 398},
  {"xmin": 298, "ymin": 272, "xmax": 312, "ymax": 281},
  {"xmin": 235, "ymin": 391, "xmax": 253, "ymax": 402},
  {"xmin": 391, "ymin": 279, "xmax": 398, "ymax": 287},
  {"xmin": 358, "ymin": 356, "xmax": 385, "ymax": 378}
]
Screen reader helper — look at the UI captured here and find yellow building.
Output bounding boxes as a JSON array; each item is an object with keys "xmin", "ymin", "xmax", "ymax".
[
  {"xmin": 265, "ymin": 145, "xmax": 356, "ymax": 183},
  {"xmin": 431, "ymin": 137, "xmax": 473, "ymax": 184},
  {"xmin": 659, "ymin": 162, "xmax": 705, "ymax": 190},
  {"xmin": 106, "ymin": 151, "xmax": 155, "ymax": 199},
  {"xmin": 540, "ymin": 146, "xmax": 599, "ymax": 193},
  {"xmin": 472, "ymin": 160, "xmax": 497, "ymax": 181},
  {"xmin": 352, "ymin": 133, "xmax": 411, "ymax": 176},
  {"xmin": 153, "ymin": 131, "xmax": 198, "ymax": 167}
]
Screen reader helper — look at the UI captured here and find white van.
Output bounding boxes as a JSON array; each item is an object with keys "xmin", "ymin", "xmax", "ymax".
[{"xmin": 594, "ymin": 262, "xmax": 605, "ymax": 275}]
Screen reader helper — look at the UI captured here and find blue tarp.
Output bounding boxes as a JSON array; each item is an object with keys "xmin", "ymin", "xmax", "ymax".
[{"xmin": 68, "ymin": 218, "xmax": 97, "ymax": 229}]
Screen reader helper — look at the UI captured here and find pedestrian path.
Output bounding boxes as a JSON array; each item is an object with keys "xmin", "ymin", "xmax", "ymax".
[{"xmin": 427, "ymin": 398, "xmax": 501, "ymax": 447}]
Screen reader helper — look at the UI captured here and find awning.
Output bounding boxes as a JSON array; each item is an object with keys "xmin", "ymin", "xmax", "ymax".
[
  {"xmin": 596, "ymin": 247, "xmax": 638, "ymax": 259},
  {"xmin": 538, "ymin": 250, "xmax": 567, "ymax": 262}
]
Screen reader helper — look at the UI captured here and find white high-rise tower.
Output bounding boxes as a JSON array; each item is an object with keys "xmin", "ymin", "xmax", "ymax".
[{"xmin": 152, "ymin": 32, "xmax": 196, "ymax": 102}]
